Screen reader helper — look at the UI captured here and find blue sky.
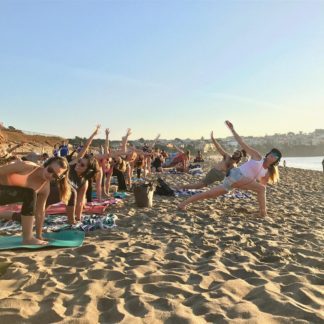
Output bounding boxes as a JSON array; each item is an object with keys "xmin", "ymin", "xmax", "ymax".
[{"xmin": 0, "ymin": 0, "xmax": 323, "ymax": 140}]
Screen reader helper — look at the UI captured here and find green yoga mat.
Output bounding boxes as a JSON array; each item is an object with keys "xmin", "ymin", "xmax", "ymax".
[{"xmin": 0, "ymin": 230, "xmax": 85, "ymax": 250}]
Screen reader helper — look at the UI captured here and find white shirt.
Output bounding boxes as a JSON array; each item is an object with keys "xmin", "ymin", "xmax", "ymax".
[{"xmin": 239, "ymin": 159, "xmax": 268, "ymax": 181}]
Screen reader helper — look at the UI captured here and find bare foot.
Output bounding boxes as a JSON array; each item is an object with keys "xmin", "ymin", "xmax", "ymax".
[
  {"xmin": 36, "ymin": 235, "xmax": 48, "ymax": 241},
  {"xmin": 178, "ymin": 203, "xmax": 187, "ymax": 211},
  {"xmin": 23, "ymin": 237, "xmax": 48, "ymax": 245}
]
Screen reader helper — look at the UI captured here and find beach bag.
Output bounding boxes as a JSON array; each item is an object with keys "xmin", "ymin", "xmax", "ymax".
[
  {"xmin": 155, "ymin": 177, "xmax": 175, "ymax": 196},
  {"xmin": 133, "ymin": 182, "xmax": 155, "ymax": 207}
]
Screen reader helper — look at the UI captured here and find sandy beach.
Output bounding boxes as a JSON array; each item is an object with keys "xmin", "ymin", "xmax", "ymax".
[{"xmin": 0, "ymin": 162, "xmax": 323, "ymax": 323}]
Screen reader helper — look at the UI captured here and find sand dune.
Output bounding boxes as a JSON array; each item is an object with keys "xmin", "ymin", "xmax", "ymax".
[{"xmin": 0, "ymin": 164, "xmax": 323, "ymax": 323}]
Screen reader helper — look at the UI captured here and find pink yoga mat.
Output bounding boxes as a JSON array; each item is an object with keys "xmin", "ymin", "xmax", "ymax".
[{"xmin": 0, "ymin": 199, "xmax": 120, "ymax": 215}]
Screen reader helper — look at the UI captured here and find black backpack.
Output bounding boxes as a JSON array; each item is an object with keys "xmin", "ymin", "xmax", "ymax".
[{"xmin": 155, "ymin": 177, "xmax": 175, "ymax": 196}]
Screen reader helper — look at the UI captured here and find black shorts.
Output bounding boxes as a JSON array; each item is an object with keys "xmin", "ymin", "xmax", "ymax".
[{"xmin": 0, "ymin": 185, "xmax": 36, "ymax": 216}]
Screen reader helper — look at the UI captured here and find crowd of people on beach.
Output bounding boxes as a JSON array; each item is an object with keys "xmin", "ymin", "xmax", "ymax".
[{"xmin": 0, "ymin": 121, "xmax": 284, "ymax": 245}]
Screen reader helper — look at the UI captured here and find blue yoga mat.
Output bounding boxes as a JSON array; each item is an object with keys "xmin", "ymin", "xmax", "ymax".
[{"xmin": 0, "ymin": 230, "xmax": 85, "ymax": 250}]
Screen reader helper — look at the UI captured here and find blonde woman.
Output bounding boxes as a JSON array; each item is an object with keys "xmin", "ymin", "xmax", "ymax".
[{"xmin": 178, "ymin": 121, "xmax": 281, "ymax": 217}]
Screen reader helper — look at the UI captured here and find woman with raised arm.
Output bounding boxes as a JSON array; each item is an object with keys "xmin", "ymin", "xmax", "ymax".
[
  {"xmin": 66, "ymin": 125, "xmax": 101, "ymax": 220},
  {"xmin": 125, "ymin": 144, "xmax": 138, "ymax": 189},
  {"xmin": 100, "ymin": 128, "xmax": 132, "ymax": 194},
  {"xmin": 142, "ymin": 134, "xmax": 160, "ymax": 177},
  {"xmin": 100, "ymin": 128, "xmax": 112, "ymax": 196},
  {"xmin": 0, "ymin": 157, "xmax": 70, "ymax": 244},
  {"xmin": 178, "ymin": 121, "xmax": 281, "ymax": 217},
  {"xmin": 178, "ymin": 131, "xmax": 243, "ymax": 190}
]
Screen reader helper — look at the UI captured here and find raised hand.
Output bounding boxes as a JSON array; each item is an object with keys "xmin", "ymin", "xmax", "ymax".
[
  {"xmin": 94, "ymin": 124, "xmax": 101, "ymax": 135},
  {"xmin": 225, "ymin": 120, "xmax": 234, "ymax": 130},
  {"xmin": 105, "ymin": 128, "xmax": 110, "ymax": 136},
  {"xmin": 125, "ymin": 128, "xmax": 132, "ymax": 137}
]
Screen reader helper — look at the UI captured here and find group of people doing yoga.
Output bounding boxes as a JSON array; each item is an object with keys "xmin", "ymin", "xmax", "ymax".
[{"xmin": 0, "ymin": 121, "xmax": 282, "ymax": 245}]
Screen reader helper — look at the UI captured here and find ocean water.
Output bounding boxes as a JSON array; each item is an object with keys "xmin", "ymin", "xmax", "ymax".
[{"xmin": 280, "ymin": 156, "xmax": 324, "ymax": 172}]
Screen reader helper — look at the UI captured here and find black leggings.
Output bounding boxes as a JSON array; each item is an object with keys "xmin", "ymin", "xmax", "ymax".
[
  {"xmin": 7, "ymin": 183, "xmax": 77, "ymax": 222},
  {"xmin": 86, "ymin": 178, "xmax": 93, "ymax": 202},
  {"xmin": 0, "ymin": 185, "xmax": 36, "ymax": 216},
  {"xmin": 113, "ymin": 168, "xmax": 127, "ymax": 191}
]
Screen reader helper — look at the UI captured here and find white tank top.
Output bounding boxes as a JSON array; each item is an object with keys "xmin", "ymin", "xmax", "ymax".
[{"xmin": 239, "ymin": 159, "xmax": 267, "ymax": 180}]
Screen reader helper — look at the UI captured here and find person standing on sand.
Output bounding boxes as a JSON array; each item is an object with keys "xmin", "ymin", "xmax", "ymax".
[
  {"xmin": 322, "ymin": 158, "xmax": 324, "ymax": 172},
  {"xmin": 178, "ymin": 121, "xmax": 282, "ymax": 217}
]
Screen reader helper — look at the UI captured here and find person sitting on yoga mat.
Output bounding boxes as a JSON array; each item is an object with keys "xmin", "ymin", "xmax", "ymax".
[
  {"xmin": 163, "ymin": 144, "xmax": 190, "ymax": 172},
  {"xmin": 0, "ymin": 157, "xmax": 70, "ymax": 245},
  {"xmin": 178, "ymin": 121, "xmax": 281, "ymax": 217},
  {"xmin": 177, "ymin": 131, "xmax": 243, "ymax": 190}
]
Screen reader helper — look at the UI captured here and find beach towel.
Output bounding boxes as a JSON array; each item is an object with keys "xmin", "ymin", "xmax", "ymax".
[
  {"xmin": 167, "ymin": 169, "xmax": 183, "ymax": 174},
  {"xmin": 113, "ymin": 192, "xmax": 127, "ymax": 199},
  {"xmin": 0, "ymin": 214, "xmax": 118, "ymax": 234},
  {"xmin": 174, "ymin": 189, "xmax": 206, "ymax": 197},
  {"xmin": 221, "ymin": 190, "xmax": 252, "ymax": 199},
  {"xmin": 0, "ymin": 230, "xmax": 85, "ymax": 250},
  {"xmin": 0, "ymin": 198, "xmax": 122, "ymax": 216},
  {"xmin": 188, "ymin": 167, "xmax": 204, "ymax": 175}
]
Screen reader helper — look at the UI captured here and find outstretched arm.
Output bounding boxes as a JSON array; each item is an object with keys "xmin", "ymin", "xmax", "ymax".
[
  {"xmin": 150, "ymin": 134, "xmax": 160, "ymax": 149},
  {"xmin": 225, "ymin": 121, "xmax": 262, "ymax": 160},
  {"xmin": 95, "ymin": 129, "xmax": 131, "ymax": 160},
  {"xmin": 210, "ymin": 131, "xmax": 228, "ymax": 158},
  {"xmin": 104, "ymin": 128, "xmax": 110, "ymax": 155},
  {"xmin": 71, "ymin": 125, "xmax": 101, "ymax": 164},
  {"xmin": 6, "ymin": 143, "xmax": 23, "ymax": 154},
  {"xmin": 173, "ymin": 144, "xmax": 184, "ymax": 154},
  {"xmin": 120, "ymin": 128, "xmax": 132, "ymax": 153}
]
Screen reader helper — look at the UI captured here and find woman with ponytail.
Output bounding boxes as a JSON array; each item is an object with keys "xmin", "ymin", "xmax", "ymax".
[{"xmin": 178, "ymin": 121, "xmax": 282, "ymax": 217}]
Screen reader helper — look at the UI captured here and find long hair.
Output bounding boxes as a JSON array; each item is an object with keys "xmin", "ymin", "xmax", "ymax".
[
  {"xmin": 268, "ymin": 165, "xmax": 279, "ymax": 184},
  {"xmin": 266, "ymin": 148, "xmax": 282, "ymax": 184},
  {"xmin": 44, "ymin": 157, "xmax": 71, "ymax": 204},
  {"xmin": 83, "ymin": 154, "xmax": 100, "ymax": 179}
]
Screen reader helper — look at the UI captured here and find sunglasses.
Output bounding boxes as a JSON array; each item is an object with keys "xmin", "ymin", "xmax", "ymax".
[
  {"xmin": 47, "ymin": 166, "xmax": 65, "ymax": 181},
  {"xmin": 77, "ymin": 159, "xmax": 87, "ymax": 168}
]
